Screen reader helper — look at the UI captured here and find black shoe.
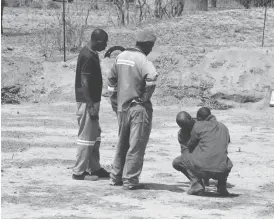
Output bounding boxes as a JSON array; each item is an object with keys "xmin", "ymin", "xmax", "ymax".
[
  {"xmin": 217, "ymin": 185, "xmax": 230, "ymax": 196},
  {"xmin": 91, "ymin": 168, "xmax": 110, "ymax": 178},
  {"xmin": 109, "ymin": 179, "xmax": 123, "ymax": 186},
  {"xmin": 187, "ymin": 182, "xmax": 205, "ymax": 195},
  {"xmin": 72, "ymin": 172, "xmax": 99, "ymax": 181}
]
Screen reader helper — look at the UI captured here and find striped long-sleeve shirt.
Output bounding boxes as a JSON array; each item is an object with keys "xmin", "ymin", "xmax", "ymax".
[{"xmin": 108, "ymin": 48, "xmax": 158, "ymax": 112}]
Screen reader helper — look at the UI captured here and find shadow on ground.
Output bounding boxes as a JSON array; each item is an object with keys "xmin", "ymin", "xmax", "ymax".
[
  {"xmin": 178, "ymin": 181, "xmax": 235, "ymax": 189},
  {"xmin": 140, "ymin": 183, "xmax": 185, "ymax": 192}
]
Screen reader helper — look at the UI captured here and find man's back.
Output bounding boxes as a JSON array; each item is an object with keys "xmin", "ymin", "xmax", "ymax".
[
  {"xmin": 109, "ymin": 48, "xmax": 157, "ymax": 111},
  {"xmin": 187, "ymin": 115, "xmax": 232, "ymax": 173}
]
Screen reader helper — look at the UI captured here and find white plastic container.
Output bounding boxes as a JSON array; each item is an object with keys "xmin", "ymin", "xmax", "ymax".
[{"xmin": 270, "ymin": 91, "xmax": 274, "ymax": 107}]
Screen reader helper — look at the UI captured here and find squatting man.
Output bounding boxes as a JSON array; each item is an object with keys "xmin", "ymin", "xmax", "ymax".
[{"xmin": 72, "ymin": 28, "xmax": 233, "ymax": 196}]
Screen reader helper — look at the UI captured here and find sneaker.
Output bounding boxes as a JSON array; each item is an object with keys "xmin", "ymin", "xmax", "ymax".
[
  {"xmin": 122, "ymin": 184, "xmax": 138, "ymax": 190},
  {"xmin": 109, "ymin": 179, "xmax": 123, "ymax": 186},
  {"xmin": 187, "ymin": 182, "xmax": 205, "ymax": 195},
  {"xmin": 72, "ymin": 172, "xmax": 99, "ymax": 181},
  {"xmin": 217, "ymin": 185, "xmax": 230, "ymax": 197},
  {"xmin": 91, "ymin": 168, "xmax": 110, "ymax": 178}
]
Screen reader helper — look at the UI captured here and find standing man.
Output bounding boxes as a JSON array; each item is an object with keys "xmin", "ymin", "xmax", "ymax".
[
  {"xmin": 173, "ymin": 107, "xmax": 233, "ymax": 196},
  {"xmin": 107, "ymin": 29, "xmax": 158, "ymax": 190},
  {"xmin": 72, "ymin": 29, "xmax": 110, "ymax": 181}
]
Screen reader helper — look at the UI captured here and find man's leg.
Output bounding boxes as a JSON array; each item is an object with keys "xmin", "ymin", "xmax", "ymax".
[
  {"xmin": 72, "ymin": 103, "xmax": 100, "ymax": 180},
  {"xmin": 122, "ymin": 104, "xmax": 152, "ymax": 189},
  {"xmin": 87, "ymin": 124, "xmax": 110, "ymax": 178},
  {"xmin": 110, "ymin": 111, "xmax": 130, "ymax": 185},
  {"xmin": 172, "ymin": 154, "xmax": 204, "ymax": 195},
  {"xmin": 216, "ymin": 172, "xmax": 230, "ymax": 196}
]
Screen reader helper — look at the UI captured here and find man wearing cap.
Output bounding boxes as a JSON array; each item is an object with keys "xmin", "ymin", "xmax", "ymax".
[
  {"xmin": 107, "ymin": 29, "xmax": 158, "ymax": 190},
  {"xmin": 72, "ymin": 29, "xmax": 110, "ymax": 181}
]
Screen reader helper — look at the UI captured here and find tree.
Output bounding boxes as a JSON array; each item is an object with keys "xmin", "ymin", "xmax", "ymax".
[
  {"xmin": 154, "ymin": 0, "xmax": 163, "ymax": 18},
  {"xmin": 211, "ymin": 0, "xmax": 216, "ymax": 8},
  {"xmin": 113, "ymin": 0, "xmax": 129, "ymax": 26},
  {"xmin": 184, "ymin": 0, "xmax": 208, "ymax": 11},
  {"xmin": 171, "ymin": 0, "xmax": 184, "ymax": 16},
  {"xmin": 1, "ymin": 0, "xmax": 6, "ymax": 34}
]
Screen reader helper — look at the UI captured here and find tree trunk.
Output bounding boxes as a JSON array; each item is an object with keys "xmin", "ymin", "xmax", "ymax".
[
  {"xmin": 93, "ymin": 0, "xmax": 99, "ymax": 9},
  {"xmin": 124, "ymin": 0, "xmax": 129, "ymax": 25},
  {"xmin": 171, "ymin": 0, "xmax": 184, "ymax": 16},
  {"xmin": 1, "ymin": 0, "xmax": 6, "ymax": 34},
  {"xmin": 154, "ymin": 0, "xmax": 162, "ymax": 18},
  {"xmin": 114, "ymin": 0, "xmax": 129, "ymax": 26},
  {"xmin": 211, "ymin": 0, "xmax": 216, "ymax": 7},
  {"xmin": 184, "ymin": 0, "xmax": 208, "ymax": 11}
]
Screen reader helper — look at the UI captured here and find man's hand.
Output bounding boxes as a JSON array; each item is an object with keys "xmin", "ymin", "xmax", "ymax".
[{"xmin": 87, "ymin": 102, "xmax": 100, "ymax": 119}]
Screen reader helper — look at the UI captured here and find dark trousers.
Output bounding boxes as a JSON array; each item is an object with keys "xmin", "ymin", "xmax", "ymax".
[{"xmin": 172, "ymin": 154, "xmax": 229, "ymax": 186}]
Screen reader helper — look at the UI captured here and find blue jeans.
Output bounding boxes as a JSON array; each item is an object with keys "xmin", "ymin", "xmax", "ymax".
[{"xmin": 110, "ymin": 103, "xmax": 153, "ymax": 186}]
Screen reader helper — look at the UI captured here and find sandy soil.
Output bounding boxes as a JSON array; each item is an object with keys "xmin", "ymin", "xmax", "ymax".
[
  {"xmin": 1, "ymin": 4, "xmax": 274, "ymax": 219},
  {"xmin": 1, "ymin": 99, "xmax": 274, "ymax": 218}
]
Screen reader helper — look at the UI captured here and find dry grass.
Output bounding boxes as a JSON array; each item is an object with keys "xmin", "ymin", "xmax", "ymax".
[{"xmin": 1, "ymin": 5, "xmax": 274, "ymax": 106}]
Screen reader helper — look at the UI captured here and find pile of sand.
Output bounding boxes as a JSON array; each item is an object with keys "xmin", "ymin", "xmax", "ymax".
[{"xmin": 179, "ymin": 48, "xmax": 274, "ymax": 103}]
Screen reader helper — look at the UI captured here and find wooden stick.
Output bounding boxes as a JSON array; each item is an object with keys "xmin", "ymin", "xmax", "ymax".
[
  {"xmin": 63, "ymin": 0, "xmax": 66, "ymax": 62},
  {"xmin": 262, "ymin": 4, "xmax": 267, "ymax": 47}
]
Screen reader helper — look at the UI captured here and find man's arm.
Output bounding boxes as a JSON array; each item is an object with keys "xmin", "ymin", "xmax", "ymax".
[
  {"xmin": 81, "ymin": 57, "xmax": 100, "ymax": 119},
  {"xmin": 81, "ymin": 74, "xmax": 94, "ymax": 103},
  {"xmin": 187, "ymin": 128, "xmax": 199, "ymax": 153},
  {"xmin": 140, "ymin": 60, "xmax": 158, "ymax": 102},
  {"xmin": 107, "ymin": 61, "xmax": 118, "ymax": 113},
  {"xmin": 178, "ymin": 130, "xmax": 189, "ymax": 153}
]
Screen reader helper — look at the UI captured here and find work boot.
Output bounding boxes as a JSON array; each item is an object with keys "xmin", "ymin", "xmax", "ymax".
[
  {"xmin": 91, "ymin": 168, "xmax": 110, "ymax": 178},
  {"xmin": 109, "ymin": 179, "xmax": 123, "ymax": 186},
  {"xmin": 72, "ymin": 171, "xmax": 99, "ymax": 181},
  {"xmin": 203, "ymin": 178, "xmax": 210, "ymax": 186},
  {"xmin": 217, "ymin": 185, "xmax": 230, "ymax": 197},
  {"xmin": 187, "ymin": 181, "xmax": 205, "ymax": 195}
]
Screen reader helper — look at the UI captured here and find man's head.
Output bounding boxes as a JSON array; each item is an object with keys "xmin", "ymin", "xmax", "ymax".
[
  {"xmin": 196, "ymin": 107, "xmax": 211, "ymax": 121},
  {"xmin": 135, "ymin": 29, "xmax": 156, "ymax": 56},
  {"xmin": 91, "ymin": 29, "xmax": 108, "ymax": 52},
  {"xmin": 176, "ymin": 111, "xmax": 195, "ymax": 131}
]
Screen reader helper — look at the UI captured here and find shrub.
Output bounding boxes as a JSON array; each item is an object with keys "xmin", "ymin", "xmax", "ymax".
[
  {"xmin": 30, "ymin": 1, "xmax": 44, "ymax": 9},
  {"xmin": 47, "ymin": 1, "xmax": 61, "ymax": 9}
]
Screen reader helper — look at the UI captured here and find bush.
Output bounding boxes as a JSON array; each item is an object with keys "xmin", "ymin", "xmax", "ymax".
[
  {"xmin": 47, "ymin": 1, "xmax": 61, "ymax": 9},
  {"xmin": 5, "ymin": 0, "xmax": 21, "ymax": 7},
  {"xmin": 30, "ymin": 1, "xmax": 44, "ymax": 9}
]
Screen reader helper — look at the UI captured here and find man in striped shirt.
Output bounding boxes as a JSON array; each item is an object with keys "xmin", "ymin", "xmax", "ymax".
[{"xmin": 108, "ymin": 30, "xmax": 158, "ymax": 190}]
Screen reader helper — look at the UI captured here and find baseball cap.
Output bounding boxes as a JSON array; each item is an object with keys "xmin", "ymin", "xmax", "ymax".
[{"xmin": 136, "ymin": 30, "xmax": 157, "ymax": 43}]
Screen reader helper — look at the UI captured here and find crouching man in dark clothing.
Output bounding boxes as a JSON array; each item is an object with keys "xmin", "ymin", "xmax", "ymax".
[{"xmin": 172, "ymin": 107, "xmax": 233, "ymax": 196}]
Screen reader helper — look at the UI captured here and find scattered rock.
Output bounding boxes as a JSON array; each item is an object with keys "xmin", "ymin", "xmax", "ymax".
[{"xmin": 7, "ymin": 47, "xmax": 14, "ymax": 51}]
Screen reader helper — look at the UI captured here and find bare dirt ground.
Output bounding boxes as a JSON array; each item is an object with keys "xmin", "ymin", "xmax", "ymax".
[
  {"xmin": 2, "ymin": 100, "xmax": 274, "ymax": 218},
  {"xmin": 1, "ymin": 3, "xmax": 274, "ymax": 219}
]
